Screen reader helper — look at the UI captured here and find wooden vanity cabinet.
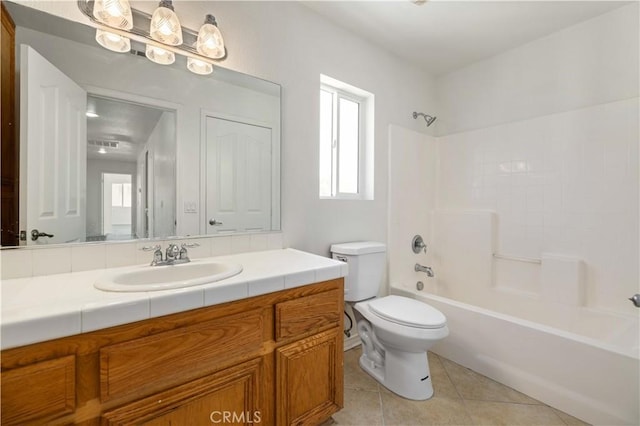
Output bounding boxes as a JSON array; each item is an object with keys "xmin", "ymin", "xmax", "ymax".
[{"xmin": 0, "ymin": 278, "xmax": 344, "ymax": 425}]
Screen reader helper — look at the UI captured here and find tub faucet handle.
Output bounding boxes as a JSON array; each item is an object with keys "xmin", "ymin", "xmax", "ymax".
[{"xmin": 412, "ymin": 235, "xmax": 427, "ymax": 254}]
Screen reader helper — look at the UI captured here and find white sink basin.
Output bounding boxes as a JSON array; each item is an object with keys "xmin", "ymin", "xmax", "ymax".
[{"xmin": 95, "ymin": 261, "xmax": 243, "ymax": 292}]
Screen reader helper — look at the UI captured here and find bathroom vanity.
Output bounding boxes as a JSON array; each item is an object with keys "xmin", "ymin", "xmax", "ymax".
[{"xmin": 1, "ymin": 249, "xmax": 345, "ymax": 425}]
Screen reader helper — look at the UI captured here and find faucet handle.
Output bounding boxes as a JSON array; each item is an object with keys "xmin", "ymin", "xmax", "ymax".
[
  {"xmin": 141, "ymin": 244, "xmax": 163, "ymax": 265},
  {"xmin": 412, "ymin": 235, "xmax": 427, "ymax": 254},
  {"xmin": 181, "ymin": 242, "xmax": 200, "ymax": 249},
  {"xmin": 179, "ymin": 242, "xmax": 199, "ymax": 261},
  {"xmin": 166, "ymin": 243, "xmax": 180, "ymax": 260}
]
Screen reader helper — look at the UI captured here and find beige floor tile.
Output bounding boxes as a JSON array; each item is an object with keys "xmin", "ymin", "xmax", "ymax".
[
  {"xmin": 551, "ymin": 408, "xmax": 591, "ymax": 426},
  {"xmin": 332, "ymin": 387, "xmax": 384, "ymax": 426},
  {"xmin": 428, "ymin": 352, "xmax": 461, "ymax": 400},
  {"xmin": 465, "ymin": 400, "xmax": 566, "ymax": 425},
  {"xmin": 441, "ymin": 358, "xmax": 540, "ymax": 404},
  {"xmin": 344, "ymin": 346, "xmax": 363, "ymax": 370},
  {"xmin": 380, "ymin": 386, "xmax": 474, "ymax": 425},
  {"xmin": 344, "ymin": 347, "xmax": 380, "ymax": 391},
  {"xmin": 339, "ymin": 349, "xmax": 585, "ymax": 426}
]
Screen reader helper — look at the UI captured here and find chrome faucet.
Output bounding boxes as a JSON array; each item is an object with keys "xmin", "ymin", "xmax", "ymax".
[
  {"xmin": 142, "ymin": 244, "xmax": 164, "ymax": 266},
  {"xmin": 165, "ymin": 243, "xmax": 180, "ymax": 262},
  {"xmin": 141, "ymin": 242, "xmax": 199, "ymax": 266},
  {"xmin": 415, "ymin": 263, "xmax": 434, "ymax": 277}
]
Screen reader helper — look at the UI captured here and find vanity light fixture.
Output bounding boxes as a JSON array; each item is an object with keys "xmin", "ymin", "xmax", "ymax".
[
  {"xmin": 95, "ymin": 29, "xmax": 131, "ymax": 53},
  {"xmin": 92, "ymin": 0, "xmax": 133, "ymax": 52},
  {"xmin": 149, "ymin": 0, "xmax": 183, "ymax": 46},
  {"xmin": 92, "ymin": 0, "xmax": 133, "ymax": 29},
  {"xmin": 195, "ymin": 15, "xmax": 225, "ymax": 59},
  {"xmin": 187, "ymin": 56, "xmax": 213, "ymax": 75},
  {"xmin": 146, "ymin": 45, "xmax": 176, "ymax": 65},
  {"xmin": 77, "ymin": 0, "xmax": 227, "ymax": 74}
]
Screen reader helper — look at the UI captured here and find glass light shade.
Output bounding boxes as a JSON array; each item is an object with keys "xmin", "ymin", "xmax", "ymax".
[
  {"xmin": 95, "ymin": 29, "xmax": 131, "ymax": 53},
  {"xmin": 145, "ymin": 45, "xmax": 175, "ymax": 65},
  {"xmin": 195, "ymin": 15, "xmax": 225, "ymax": 59},
  {"xmin": 149, "ymin": 1, "xmax": 183, "ymax": 46},
  {"xmin": 93, "ymin": 0, "xmax": 133, "ymax": 30},
  {"xmin": 187, "ymin": 57, "xmax": 213, "ymax": 75}
]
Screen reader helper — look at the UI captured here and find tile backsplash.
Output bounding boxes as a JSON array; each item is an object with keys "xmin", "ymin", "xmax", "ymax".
[{"xmin": 0, "ymin": 232, "xmax": 284, "ymax": 280}]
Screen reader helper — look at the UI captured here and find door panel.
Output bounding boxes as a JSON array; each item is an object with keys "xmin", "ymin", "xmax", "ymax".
[
  {"xmin": 21, "ymin": 45, "xmax": 87, "ymax": 244},
  {"xmin": 276, "ymin": 329, "xmax": 343, "ymax": 425},
  {"xmin": 205, "ymin": 117, "xmax": 271, "ymax": 234}
]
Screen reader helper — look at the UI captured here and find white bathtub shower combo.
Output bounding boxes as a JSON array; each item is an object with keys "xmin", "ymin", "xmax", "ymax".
[
  {"xmin": 399, "ymin": 208, "xmax": 638, "ymax": 426},
  {"xmin": 331, "ymin": 242, "xmax": 449, "ymax": 400}
]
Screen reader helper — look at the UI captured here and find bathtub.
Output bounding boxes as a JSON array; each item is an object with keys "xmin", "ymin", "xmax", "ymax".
[{"xmin": 391, "ymin": 286, "xmax": 639, "ymax": 425}]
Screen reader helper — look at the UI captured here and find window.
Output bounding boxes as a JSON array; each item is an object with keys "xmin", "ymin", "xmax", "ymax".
[
  {"xmin": 319, "ymin": 75, "xmax": 374, "ymax": 199},
  {"xmin": 111, "ymin": 182, "xmax": 132, "ymax": 207}
]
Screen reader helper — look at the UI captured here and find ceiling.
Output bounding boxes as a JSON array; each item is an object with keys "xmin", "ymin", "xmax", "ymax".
[
  {"xmin": 87, "ymin": 96, "xmax": 165, "ymax": 162},
  {"xmin": 303, "ymin": 1, "xmax": 631, "ymax": 76}
]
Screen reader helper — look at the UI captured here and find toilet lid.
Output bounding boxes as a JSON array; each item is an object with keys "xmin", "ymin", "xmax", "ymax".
[{"xmin": 368, "ymin": 295, "xmax": 446, "ymax": 329}]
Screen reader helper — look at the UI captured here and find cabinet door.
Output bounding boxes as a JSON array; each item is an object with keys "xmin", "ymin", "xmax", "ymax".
[
  {"xmin": 103, "ymin": 357, "xmax": 265, "ymax": 426},
  {"xmin": 276, "ymin": 329, "xmax": 343, "ymax": 426}
]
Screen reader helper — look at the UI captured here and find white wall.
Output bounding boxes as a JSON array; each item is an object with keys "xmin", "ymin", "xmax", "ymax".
[
  {"xmin": 435, "ymin": 4, "xmax": 639, "ymax": 315},
  {"xmin": 436, "ymin": 3, "xmax": 639, "ymax": 136},
  {"xmin": 15, "ymin": 1, "xmax": 437, "ymax": 257},
  {"xmin": 210, "ymin": 1, "xmax": 437, "ymax": 255}
]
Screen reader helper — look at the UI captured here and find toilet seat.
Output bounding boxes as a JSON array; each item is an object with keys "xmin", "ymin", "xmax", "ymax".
[{"xmin": 368, "ymin": 295, "xmax": 446, "ymax": 329}]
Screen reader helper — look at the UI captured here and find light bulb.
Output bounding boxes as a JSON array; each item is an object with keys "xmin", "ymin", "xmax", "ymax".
[
  {"xmin": 95, "ymin": 29, "xmax": 130, "ymax": 53},
  {"xmin": 93, "ymin": 0, "xmax": 133, "ymax": 30},
  {"xmin": 146, "ymin": 45, "xmax": 175, "ymax": 65},
  {"xmin": 195, "ymin": 15, "xmax": 225, "ymax": 59},
  {"xmin": 187, "ymin": 57, "xmax": 213, "ymax": 75},
  {"xmin": 149, "ymin": 0, "xmax": 183, "ymax": 46}
]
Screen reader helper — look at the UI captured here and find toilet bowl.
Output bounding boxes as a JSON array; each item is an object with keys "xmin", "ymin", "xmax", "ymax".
[
  {"xmin": 330, "ymin": 241, "xmax": 448, "ymax": 401},
  {"xmin": 353, "ymin": 295, "xmax": 449, "ymax": 400}
]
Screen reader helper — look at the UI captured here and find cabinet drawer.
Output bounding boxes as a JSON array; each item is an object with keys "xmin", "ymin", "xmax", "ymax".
[
  {"xmin": 1, "ymin": 355, "xmax": 75, "ymax": 425},
  {"xmin": 275, "ymin": 289, "xmax": 341, "ymax": 341},
  {"xmin": 100, "ymin": 308, "xmax": 264, "ymax": 402}
]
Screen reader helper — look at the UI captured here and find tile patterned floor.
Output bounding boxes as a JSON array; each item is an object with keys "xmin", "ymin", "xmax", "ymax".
[{"xmin": 328, "ymin": 348, "xmax": 590, "ymax": 426}]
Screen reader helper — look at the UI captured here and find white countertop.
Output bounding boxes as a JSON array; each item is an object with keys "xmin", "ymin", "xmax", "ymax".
[{"xmin": 1, "ymin": 249, "xmax": 347, "ymax": 350}]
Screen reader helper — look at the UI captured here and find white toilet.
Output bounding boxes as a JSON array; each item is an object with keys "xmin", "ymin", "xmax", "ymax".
[{"xmin": 331, "ymin": 241, "xmax": 449, "ymax": 400}]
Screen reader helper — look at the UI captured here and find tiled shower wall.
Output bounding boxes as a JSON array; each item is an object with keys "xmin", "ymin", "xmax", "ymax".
[
  {"xmin": 437, "ymin": 99, "xmax": 638, "ymax": 314},
  {"xmin": 434, "ymin": 3, "xmax": 639, "ymax": 315}
]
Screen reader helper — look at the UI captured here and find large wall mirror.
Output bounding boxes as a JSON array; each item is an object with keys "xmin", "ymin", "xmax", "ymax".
[{"xmin": 1, "ymin": 1, "xmax": 281, "ymax": 247}]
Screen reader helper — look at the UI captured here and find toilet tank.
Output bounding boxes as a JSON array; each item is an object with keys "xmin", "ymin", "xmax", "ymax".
[{"xmin": 330, "ymin": 242, "xmax": 386, "ymax": 302}]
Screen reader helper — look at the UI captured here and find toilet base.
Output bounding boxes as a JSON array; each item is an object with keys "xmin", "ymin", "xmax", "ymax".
[{"xmin": 359, "ymin": 348, "xmax": 434, "ymax": 400}]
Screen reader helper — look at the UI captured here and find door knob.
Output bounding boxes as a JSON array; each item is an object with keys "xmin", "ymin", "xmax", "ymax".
[
  {"xmin": 31, "ymin": 229, "xmax": 54, "ymax": 241},
  {"xmin": 209, "ymin": 219, "xmax": 223, "ymax": 226}
]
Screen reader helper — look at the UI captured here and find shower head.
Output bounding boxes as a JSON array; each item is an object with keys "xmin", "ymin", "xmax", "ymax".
[{"xmin": 413, "ymin": 111, "xmax": 437, "ymax": 127}]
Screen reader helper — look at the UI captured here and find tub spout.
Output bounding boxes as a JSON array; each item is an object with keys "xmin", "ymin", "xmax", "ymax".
[
  {"xmin": 629, "ymin": 294, "xmax": 640, "ymax": 308},
  {"xmin": 415, "ymin": 263, "xmax": 434, "ymax": 277}
]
